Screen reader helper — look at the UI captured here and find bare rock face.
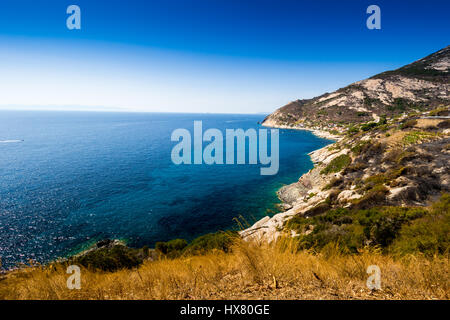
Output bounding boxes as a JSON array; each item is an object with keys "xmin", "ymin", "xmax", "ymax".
[
  {"xmin": 277, "ymin": 184, "xmax": 306, "ymax": 205},
  {"xmin": 262, "ymin": 46, "xmax": 450, "ymax": 132}
]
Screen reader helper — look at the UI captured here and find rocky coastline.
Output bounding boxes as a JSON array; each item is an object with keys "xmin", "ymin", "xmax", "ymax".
[
  {"xmin": 262, "ymin": 117, "xmax": 343, "ymax": 141},
  {"xmin": 240, "ymin": 111, "xmax": 450, "ymax": 243},
  {"xmin": 240, "ymin": 46, "xmax": 450, "ymax": 244},
  {"xmin": 239, "ymin": 131, "xmax": 342, "ymax": 242}
]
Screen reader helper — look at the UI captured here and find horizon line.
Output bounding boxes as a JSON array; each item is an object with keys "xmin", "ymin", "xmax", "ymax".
[{"xmin": 0, "ymin": 106, "xmax": 270, "ymax": 116}]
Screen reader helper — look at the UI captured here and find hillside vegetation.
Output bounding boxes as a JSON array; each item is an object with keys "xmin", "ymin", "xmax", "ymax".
[{"xmin": 241, "ymin": 106, "xmax": 450, "ymax": 244}]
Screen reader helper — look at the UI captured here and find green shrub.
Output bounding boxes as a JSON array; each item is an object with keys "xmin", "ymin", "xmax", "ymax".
[
  {"xmin": 351, "ymin": 140, "xmax": 370, "ymax": 156},
  {"xmin": 378, "ymin": 124, "xmax": 389, "ymax": 132},
  {"xmin": 394, "ymin": 65, "xmax": 447, "ymax": 77},
  {"xmin": 155, "ymin": 238, "xmax": 188, "ymax": 256},
  {"xmin": 363, "ymin": 167, "xmax": 407, "ymax": 190},
  {"xmin": 307, "ymin": 192, "xmax": 316, "ymax": 199},
  {"xmin": 390, "ymin": 194, "xmax": 450, "ymax": 256},
  {"xmin": 321, "ymin": 154, "xmax": 351, "ymax": 175},
  {"xmin": 322, "ymin": 177, "xmax": 342, "ymax": 191},
  {"xmin": 316, "ymin": 208, "xmax": 351, "ymax": 224},
  {"xmin": 351, "ymin": 185, "xmax": 389, "ymax": 210},
  {"xmin": 156, "ymin": 232, "xmax": 236, "ymax": 258},
  {"xmin": 355, "ymin": 207, "xmax": 425, "ymax": 247},
  {"xmin": 287, "ymin": 204, "xmax": 430, "ymax": 254},
  {"xmin": 429, "ymin": 107, "xmax": 449, "ymax": 117},
  {"xmin": 402, "ymin": 131, "xmax": 435, "ymax": 146},
  {"xmin": 298, "ymin": 224, "xmax": 365, "ymax": 253},
  {"xmin": 388, "ymin": 98, "xmax": 411, "ymax": 112},
  {"xmin": 329, "ymin": 129, "xmax": 339, "ymax": 135},
  {"xmin": 364, "ymin": 142, "xmax": 385, "ymax": 158},
  {"xmin": 384, "ymin": 149, "xmax": 415, "ymax": 164},
  {"xmin": 185, "ymin": 231, "xmax": 236, "ymax": 254},
  {"xmin": 359, "ymin": 116, "xmax": 386, "ymax": 132},
  {"xmin": 304, "ymin": 201, "xmax": 332, "ymax": 217},
  {"xmin": 361, "ymin": 122, "xmax": 378, "ymax": 131},
  {"xmin": 363, "ymin": 96, "xmax": 378, "ymax": 107},
  {"xmin": 285, "ymin": 215, "xmax": 310, "ymax": 233},
  {"xmin": 70, "ymin": 245, "xmax": 143, "ymax": 272},
  {"xmin": 399, "ymin": 119, "xmax": 417, "ymax": 129},
  {"xmin": 290, "ymin": 205, "xmax": 426, "ymax": 253},
  {"xmin": 343, "ymin": 161, "xmax": 367, "ymax": 173},
  {"xmin": 347, "ymin": 126, "xmax": 360, "ymax": 135},
  {"xmin": 287, "ymin": 208, "xmax": 363, "ymax": 252}
]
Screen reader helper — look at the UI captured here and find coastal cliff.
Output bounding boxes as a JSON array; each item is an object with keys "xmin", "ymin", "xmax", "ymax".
[{"xmin": 241, "ymin": 46, "xmax": 450, "ymax": 243}]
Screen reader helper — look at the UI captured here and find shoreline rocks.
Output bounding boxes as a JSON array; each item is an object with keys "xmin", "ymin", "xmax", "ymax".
[
  {"xmin": 262, "ymin": 120, "xmax": 342, "ymax": 141},
  {"xmin": 240, "ymin": 128, "xmax": 340, "ymax": 242}
]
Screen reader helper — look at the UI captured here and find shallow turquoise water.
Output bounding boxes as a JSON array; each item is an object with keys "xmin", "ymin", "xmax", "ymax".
[{"xmin": 0, "ymin": 111, "xmax": 332, "ymax": 268}]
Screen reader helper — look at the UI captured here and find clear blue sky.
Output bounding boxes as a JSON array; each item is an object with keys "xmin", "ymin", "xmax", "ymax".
[{"xmin": 0, "ymin": 0, "xmax": 448, "ymax": 113}]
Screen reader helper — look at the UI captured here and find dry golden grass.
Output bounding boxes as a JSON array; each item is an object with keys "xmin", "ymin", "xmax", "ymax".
[
  {"xmin": 1, "ymin": 240, "xmax": 448, "ymax": 300},
  {"xmin": 382, "ymin": 130, "xmax": 407, "ymax": 148},
  {"xmin": 415, "ymin": 118, "xmax": 443, "ymax": 129}
]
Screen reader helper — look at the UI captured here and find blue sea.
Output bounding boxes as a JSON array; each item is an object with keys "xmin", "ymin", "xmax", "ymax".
[{"xmin": 0, "ymin": 111, "xmax": 332, "ymax": 269}]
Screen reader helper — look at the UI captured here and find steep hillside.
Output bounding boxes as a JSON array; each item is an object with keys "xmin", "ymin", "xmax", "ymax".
[
  {"xmin": 242, "ymin": 108, "xmax": 450, "ymax": 243},
  {"xmin": 242, "ymin": 47, "xmax": 450, "ymax": 244},
  {"xmin": 263, "ymin": 46, "xmax": 449, "ymax": 132}
]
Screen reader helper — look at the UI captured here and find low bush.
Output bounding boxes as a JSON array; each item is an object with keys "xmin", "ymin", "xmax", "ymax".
[
  {"xmin": 156, "ymin": 231, "xmax": 237, "ymax": 258},
  {"xmin": 363, "ymin": 96, "xmax": 379, "ymax": 107},
  {"xmin": 402, "ymin": 131, "xmax": 435, "ymax": 146},
  {"xmin": 307, "ymin": 192, "xmax": 316, "ymax": 199},
  {"xmin": 362, "ymin": 142, "xmax": 386, "ymax": 158},
  {"xmin": 355, "ymin": 207, "xmax": 425, "ymax": 247},
  {"xmin": 399, "ymin": 119, "xmax": 417, "ymax": 129},
  {"xmin": 390, "ymin": 193, "xmax": 450, "ymax": 256},
  {"xmin": 361, "ymin": 122, "xmax": 378, "ymax": 131},
  {"xmin": 350, "ymin": 140, "xmax": 370, "ymax": 156},
  {"xmin": 321, "ymin": 154, "xmax": 351, "ymax": 175},
  {"xmin": 387, "ymin": 98, "xmax": 412, "ymax": 112},
  {"xmin": 69, "ymin": 245, "xmax": 143, "ymax": 272},
  {"xmin": 155, "ymin": 238, "xmax": 188, "ymax": 257},
  {"xmin": 347, "ymin": 125, "xmax": 360, "ymax": 135},
  {"xmin": 429, "ymin": 107, "xmax": 449, "ymax": 117},
  {"xmin": 351, "ymin": 185, "xmax": 389, "ymax": 210},
  {"xmin": 329, "ymin": 129, "xmax": 339, "ymax": 135},
  {"xmin": 343, "ymin": 161, "xmax": 367, "ymax": 173},
  {"xmin": 437, "ymin": 120, "xmax": 450, "ymax": 129},
  {"xmin": 322, "ymin": 177, "xmax": 343, "ymax": 191},
  {"xmin": 184, "ymin": 231, "xmax": 236, "ymax": 254},
  {"xmin": 285, "ymin": 199, "xmax": 437, "ymax": 254},
  {"xmin": 363, "ymin": 167, "xmax": 408, "ymax": 190},
  {"xmin": 303, "ymin": 201, "xmax": 331, "ymax": 217}
]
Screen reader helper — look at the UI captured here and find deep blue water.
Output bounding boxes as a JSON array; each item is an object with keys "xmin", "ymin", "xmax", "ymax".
[{"xmin": 0, "ymin": 111, "xmax": 332, "ymax": 269}]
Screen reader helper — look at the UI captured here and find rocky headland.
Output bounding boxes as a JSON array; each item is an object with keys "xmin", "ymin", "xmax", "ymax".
[{"xmin": 240, "ymin": 46, "xmax": 450, "ymax": 243}]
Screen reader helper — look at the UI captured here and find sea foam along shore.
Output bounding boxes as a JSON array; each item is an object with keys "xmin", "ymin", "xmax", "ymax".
[
  {"xmin": 240, "ymin": 122, "xmax": 341, "ymax": 242},
  {"xmin": 261, "ymin": 117, "xmax": 343, "ymax": 141}
]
